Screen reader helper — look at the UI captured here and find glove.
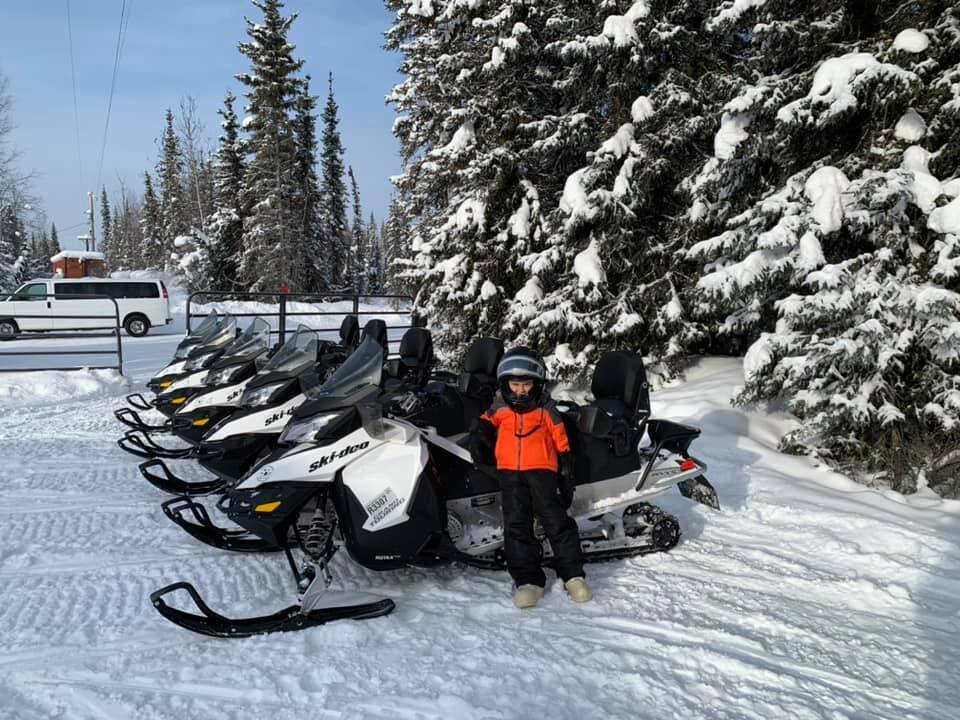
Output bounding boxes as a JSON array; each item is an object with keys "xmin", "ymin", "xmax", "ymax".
[
  {"xmin": 467, "ymin": 417, "xmax": 496, "ymax": 468},
  {"xmin": 558, "ymin": 452, "xmax": 576, "ymax": 509}
]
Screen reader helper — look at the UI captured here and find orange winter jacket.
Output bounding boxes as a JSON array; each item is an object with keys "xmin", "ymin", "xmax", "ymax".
[{"xmin": 480, "ymin": 403, "xmax": 571, "ymax": 472}]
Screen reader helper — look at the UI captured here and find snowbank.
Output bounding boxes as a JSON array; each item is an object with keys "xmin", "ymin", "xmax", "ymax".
[{"xmin": 0, "ymin": 369, "xmax": 128, "ymax": 407}]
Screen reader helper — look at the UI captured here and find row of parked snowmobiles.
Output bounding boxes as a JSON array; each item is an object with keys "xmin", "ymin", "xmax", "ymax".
[{"xmin": 116, "ymin": 310, "xmax": 719, "ymax": 638}]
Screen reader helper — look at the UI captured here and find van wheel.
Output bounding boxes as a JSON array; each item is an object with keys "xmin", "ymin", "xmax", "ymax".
[
  {"xmin": 0, "ymin": 319, "xmax": 18, "ymax": 341},
  {"xmin": 124, "ymin": 315, "xmax": 150, "ymax": 337}
]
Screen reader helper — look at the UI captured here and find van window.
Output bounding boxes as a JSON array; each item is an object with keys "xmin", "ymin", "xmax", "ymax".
[
  {"xmin": 55, "ymin": 283, "xmax": 101, "ymax": 298},
  {"xmin": 16, "ymin": 283, "xmax": 48, "ymax": 301},
  {"xmin": 54, "ymin": 282, "xmax": 159, "ymax": 299}
]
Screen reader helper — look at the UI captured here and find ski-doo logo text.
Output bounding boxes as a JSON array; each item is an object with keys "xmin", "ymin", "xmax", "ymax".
[
  {"xmin": 264, "ymin": 408, "xmax": 295, "ymax": 427},
  {"xmin": 308, "ymin": 441, "xmax": 370, "ymax": 472}
]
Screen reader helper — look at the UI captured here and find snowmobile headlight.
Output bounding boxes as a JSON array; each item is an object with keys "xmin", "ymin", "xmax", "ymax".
[
  {"xmin": 183, "ymin": 352, "xmax": 217, "ymax": 372},
  {"xmin": 205, "ymin": 364, "xmax": 245, "ymax": 386},
  {"xmin": 240, "ymin": 381, "xmax": 287, "ymax": 408},
  {"xmin": 279, "ymin": 412, "xmax": 340, "ymax": 444}
]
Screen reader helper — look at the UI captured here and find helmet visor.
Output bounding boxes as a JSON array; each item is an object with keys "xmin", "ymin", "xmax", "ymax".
[{"xmin": 497, "ymin": 354, "xmax": 545, "ymax": 381}]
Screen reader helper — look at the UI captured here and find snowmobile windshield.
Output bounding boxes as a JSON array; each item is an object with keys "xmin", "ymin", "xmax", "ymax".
[
  {"xmin": 220, "ymin": 317, "xmax": 270, "ymax": 361},
  {"xmin": 305, "ymin": 335, "xmax": 383, "ymax": 399},
  {"xmin": 260, "ymin": 325, "xmax": 319, "ymax": 375},
  {"xmin": 203, "ymin": 315, "xmax": 238, "ymax": 351},
  {"xmin": 188, "ymin": 310, "xmax": 221, "ymax": 340}
]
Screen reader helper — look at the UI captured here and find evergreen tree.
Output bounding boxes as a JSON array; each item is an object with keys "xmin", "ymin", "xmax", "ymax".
[
  {"xmin": 208, "ymin": 91, "xmax": 246, "ymax": 291},
  {"xmin": 293, "ymin": 76, "xmax": 323, "ymax": 292},
  {"xmin": 49, "ymin": 222, "xmax": 61, "ymax": 255},
  {"xmin": 27, "ymin": 232, "xmax": 47, "ymax": 277},
  {"xmin": 319, "ymin": 73, "xmax": 349, "ymax": 289},
  {"xmin": 0, "ymin": 205, "xmax": 23, "ymax": 291},
  {"xmin": 236, "ymin": 0, "xmax": 304, "ymax": 291},
  {"xmin": 685, "ymin": 2, "xmax": 960, "ymax": 492},
  {"xmin": 99, "ymin": 187, "xmax": 115, "ymax": 268},
  {"xmin": 140, "ymin": 172, "xmax": 164, "ymax": 270},
  {"xmin": 112, "ymin": 182, "xmax": 143, "ymax": 271},
  {"xmin": 383, "ymin": 195, "xmax": 411, "ymax": 296},
  {"xmin": 348, "ymin": 166, "xmax": 365, "ymax": 293},
  {"xmin": 158, "ymin": 109, "xmax": 189, "ymax": 270},
  {"xmin": 366, "ymin": 211, "xmax": 384, "ymax": 293}
]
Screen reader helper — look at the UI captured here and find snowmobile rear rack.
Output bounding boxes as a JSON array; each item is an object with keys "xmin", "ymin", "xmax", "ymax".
[
  {"xmin": 114, "ymin": 407, "xmax": 172, "ymax": 434},
  {"xmin": 126, "ymin": 393, "xmax": 155, "ymax": 411},
  {"xmin": 150, "ymin": 581, "xmax": 395, "ymax": 638},
  {"xmin": 161, "ymin": 496, "xmax": 283, "ymax": 552},
  {"xmin": 140, "ymin": 459, "xmax": 227, "ymax": 496}
]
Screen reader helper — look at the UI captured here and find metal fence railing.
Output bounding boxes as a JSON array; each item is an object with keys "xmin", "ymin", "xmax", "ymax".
[
  {"xmin": 185, "ymin": 291, "xmax": 417, "ymax": 351},
  {"xmin": 0, "ymin": 292, "xmax": 124, "ymax": 373}
]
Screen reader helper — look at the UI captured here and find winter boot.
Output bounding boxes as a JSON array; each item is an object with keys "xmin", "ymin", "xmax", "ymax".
[
  {"xmin": 513, "ymin": 584, "xmax": 545, "ymax": 609},
  {"xmin": 564, "ymin": 577, "xmax": 592, "ymax": 603}
]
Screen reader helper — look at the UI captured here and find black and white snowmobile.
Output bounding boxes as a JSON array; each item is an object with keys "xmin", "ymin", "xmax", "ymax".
[
  {"xmin": 129, "ymin": 319, "xmax": 384, "ymax": 497},
  {"xmin": 151, "ymin": 344, "xmax": 719, "ymax": 638},
  {"xmin": 117, "ymin": 314, "xmax": 248, "ymax": 434},
  {"xmin": 159, "ymin": 326, "xmax": 441, "ymax": 553},
  {"xmin": 137, "ymin": 310, "xmax": 235, "ymax": 400},
  {"xmin": 164, "ymin": 315, "xmax": 361, "ymax": 446}
]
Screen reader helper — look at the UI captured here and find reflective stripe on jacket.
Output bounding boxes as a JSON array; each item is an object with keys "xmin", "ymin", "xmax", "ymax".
[{"xmin": 481, "ymin": 402, "xmax": 570, "ymax": 472}]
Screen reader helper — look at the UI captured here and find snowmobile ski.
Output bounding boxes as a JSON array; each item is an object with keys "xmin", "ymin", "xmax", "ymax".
[{"xmin": 150, "ymin": 582, "xmax": 395, "ymax": 638}]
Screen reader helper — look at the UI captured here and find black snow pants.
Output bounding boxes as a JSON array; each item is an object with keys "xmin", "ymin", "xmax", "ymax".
[{"xmin": 499, "ymin": 469, "xmax": 585, "ymax": 588}]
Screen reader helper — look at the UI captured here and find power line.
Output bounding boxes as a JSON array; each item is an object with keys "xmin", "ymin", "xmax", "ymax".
[
  {"xmin": 65, "ymin": 0, "xmax": 84, "ymax": 194},
  {"xmin": 94, "ymin": 0, "xmax": 133, "ymax": 196}
]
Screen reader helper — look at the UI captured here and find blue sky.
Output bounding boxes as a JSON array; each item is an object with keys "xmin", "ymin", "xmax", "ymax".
[{"xmin": 1, "ymin": 0, "xmax": 403, "ymax": 250}]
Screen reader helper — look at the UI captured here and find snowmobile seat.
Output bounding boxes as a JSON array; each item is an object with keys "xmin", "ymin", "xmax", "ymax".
[
  {"xmin": 361, "ymin": 318, "xmax": 389, "ymax": 357},
  {"xmin": 646, "ymin": 419, "xmax": 700, "ymax": 455},
  {"xmin": 383, "ymin": 328, "xmax": 434, "ymax": 389},
  {"xmin": 457, "ymin": 337, "xmax": 503, "ymax": 400},
  {"xmin": 339, "ymin": 315, "xmax": 360, "ymax": 350},
  {"xmin": 590, "ymin": 350, "xmax": 651, "ymax": 427}
]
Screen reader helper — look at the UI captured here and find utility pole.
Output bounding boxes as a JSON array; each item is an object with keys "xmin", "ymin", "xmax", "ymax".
[{"xmin": 87, "ymin": 191, "xmax": 97, "ymax": 252}]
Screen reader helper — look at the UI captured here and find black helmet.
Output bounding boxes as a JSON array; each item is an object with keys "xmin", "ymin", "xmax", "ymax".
[{"xmin": 497, "ymin": 346, "xmax": 546, "ymax": 412}]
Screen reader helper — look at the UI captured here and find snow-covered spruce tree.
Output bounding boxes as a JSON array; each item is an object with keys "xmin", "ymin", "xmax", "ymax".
[
  {"xmin": 175, "ymin": 229, "xmax": 214, "ymax": 293},
  {"xmin": 236, "ymin": 0, "xmax": 304, "ymax": 292},
  {"xmin": 49, "ymin": 222, "xmax": 60, "ymax": 255},
  {"xmin": 293, "ymin": 77, "xmax": 324, "ymax": 293},
  {"xmin": 503, "ymin": 1, "xmax": 743, "ymax": 380},
  {"xmin": 99, "ymin": 187, "xmax": 116, "ymax": 269},
  {"xmin": 686, "ymin": 2, "xmax": 960, "ymax": 493},
  {"xmin": 0, "ymin": 204, "xmax": 27, "ymax": 291},
  {"xmin": 208, "ymin": 91, "xmax": 246, "ymax": 292},
  {"xmin": 347, "ymin": 166, "xmax": 366, "ymax": 293},
  {"xmin": 158, "ymin": 109, "xmax": 189, "ymax": 271},
  {"xmin": 140, "ymin": 172, "xmax": 164, "ymax": 270},
  {"xmin": 110, "ymin": 184, "xmax": 143, "ymax": 271},
  {"xmin": 383, "ymin": 194, "xmax": 412, "ymax": 295},
  {"xmin": 388, "ymin": 0, "xmax": 578, "ymax": 357},
  {"xmin": 27, "ymin": 233, "xmax": 47, "ymax": 278},
  {"xmin": 319, "ymin": 73, "xmax": 349, "ymax": 290},
  {"xmin": 366, "ymin": 211, "xmax": 384, "ymax": 293}
]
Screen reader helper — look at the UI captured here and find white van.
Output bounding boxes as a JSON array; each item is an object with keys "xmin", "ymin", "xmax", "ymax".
[{"xmin": 0, "ymin": 278, "xmax": 173, "ymax": 339}]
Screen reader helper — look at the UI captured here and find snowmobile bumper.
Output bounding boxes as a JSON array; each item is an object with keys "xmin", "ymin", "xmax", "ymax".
[
  {"xmin": 118, "ymin": 430, "xmax": 199, "ymax": 460},
  {"xmin": 677, "ymin": 472, "xmax": 720, "ymax": 510},
  {"xmin": 126, "ymin": 392, "xmax": 155, "ymax": 411},
  {"xmin": 150, "ymin": 582, "xmax": 395, "ymax": 638},
  {"xmin": 139, "ymin": 458, "xmax": 228, "ymax": 496},
  {"xmin": 160, "ymin": 495, "xmax": 284, "ymax": 552},
  {"xmin": 114, "ymin": 407, "xmax": 172, "ymax": 434}
]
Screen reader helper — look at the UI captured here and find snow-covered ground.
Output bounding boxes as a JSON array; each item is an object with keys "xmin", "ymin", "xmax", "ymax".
[{"xmin": 1, "ymin": 322, "xmax": 958, "ymax": 719}]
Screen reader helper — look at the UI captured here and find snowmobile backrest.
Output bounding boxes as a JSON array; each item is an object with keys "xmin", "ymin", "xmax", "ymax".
[
  {"xmin": 339, "ymin": 315, "xmax": 360, "ymax": 350},
  {"xmin": 590, "ymin": 351, "xmax": 650, "ymax": 424},
  {"xmin": 576, "ymin": 405, "xmax": 616, "ymax": 437},
  {"xmin": 360, "ymin": 319, "xmax": 389, "ymax": 357},
  {"xmin": 646, "ymin": 419, "xmax": 700, "ymax": 455},
  {"xmin": 384, "ymin": 328, "xmax": 434, "ymax": 387},
  {"xmin": 457, "ymin": 337, "xmax": 504, "ymax": 397}
]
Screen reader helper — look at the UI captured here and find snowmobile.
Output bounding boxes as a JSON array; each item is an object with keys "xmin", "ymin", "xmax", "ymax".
[
  {"xmin": 116, "ymin": 314, "xmax": 262, "ymax": 434},
  {"xmin": 136, "ymin": 310, "xmax": 236, "ymax": 401},
  {"xmin": 158, "ymin": 326, "xmax": 447, "ymax": 553},
  {"xmin": 151, "ymin": 343, "xmax": 719, "ymax": 638},
  {"xmin": 126, "ymin": 319, "xmax": 383, "ymax": 497}
]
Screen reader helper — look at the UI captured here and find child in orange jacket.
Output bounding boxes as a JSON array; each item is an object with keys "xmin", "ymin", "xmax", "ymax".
[{"xmin": 477, "ymin": 347, "xmax": 591, "ymax": 609}]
